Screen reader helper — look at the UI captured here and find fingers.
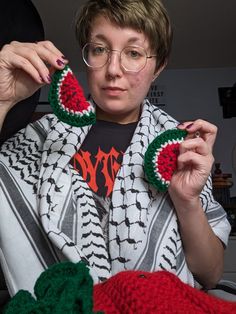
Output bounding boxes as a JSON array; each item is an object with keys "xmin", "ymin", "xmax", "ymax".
[
  {"xmin": 177, "ymin": 120, "xmax": 216, "ymax": 172},
  {"xmin": 36, "ymin": 40, "xmax": 66, "ymax": 59},
  {"xmin": 1, "ymin": 41, "xmax": 68, "ymax": 84},
  {"xmin": 177, "ymin": 149, "xmax": 214, "ymax": 171},
  {"xmin": 179, "ymin": 137, "xmax": 210, "ymax": 156},
  {"xmin": 0, "ymin": 50, "xmax": 42, "ymax": 85},
  {"xmin": 178, "ymin": 136, "xmax": 215, "ymax": 171},
  {"xmin": 178, "ymin": 119, "xmax": 217, "ymax": 149}
]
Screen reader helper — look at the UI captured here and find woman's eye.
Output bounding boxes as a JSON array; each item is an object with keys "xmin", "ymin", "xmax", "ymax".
[
  {"xmin": 127, "ymin": 50, "xmax": 141, "ymax": 59},
  {"xmin": 92, "ymin": 46, "xmax": 106, "ymax": 55}
]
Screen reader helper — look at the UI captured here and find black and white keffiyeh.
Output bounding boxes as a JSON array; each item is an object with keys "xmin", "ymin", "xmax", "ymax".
[{"xmin": 0, "ymin": 100, "xmax": 231, "ymax": 295}]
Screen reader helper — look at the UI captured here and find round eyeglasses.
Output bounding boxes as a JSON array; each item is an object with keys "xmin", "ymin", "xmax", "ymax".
[{"xmin": 82, "ymin": 43, "xmax": 156, "ymax": 73}]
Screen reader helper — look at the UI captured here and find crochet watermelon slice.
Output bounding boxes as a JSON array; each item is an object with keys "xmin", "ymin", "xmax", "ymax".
[
  {"xmin": 144, "ymin": 128, "xmax": 187, "ymax": 192},
  {"xmin": 48, "ymin": 65, "xmax": 96, "ymax": 127}
]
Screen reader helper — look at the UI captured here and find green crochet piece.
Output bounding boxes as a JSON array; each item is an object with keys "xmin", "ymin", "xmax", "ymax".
[
  {"xmin": 4, "ymin": 261, "xmax": 103, "ymax": 314},
  {"xmin": 144, "ymin": 128, "xmax": 188, "ymax": 192}
]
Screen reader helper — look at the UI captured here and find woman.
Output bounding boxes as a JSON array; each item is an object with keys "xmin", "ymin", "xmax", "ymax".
[{"xmin": 0, "ymin": 0, "xmax": 230, "ymax": 296}]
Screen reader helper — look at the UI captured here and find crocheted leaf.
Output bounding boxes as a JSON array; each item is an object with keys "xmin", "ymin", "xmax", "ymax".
[
  {"xmin": 3, "ymin": 290, "xmax": 37, "ymax": 314},
  {"xmin": 48, "ymin": 65, "xmax": 96, "ymax": 127},
  {"xmin": 4, "ymin": 261, "xmax": 103, "ymax": 314},
  {"xmin": 144, "ymin": 128, "xmax": 187, "ymax": 192}
]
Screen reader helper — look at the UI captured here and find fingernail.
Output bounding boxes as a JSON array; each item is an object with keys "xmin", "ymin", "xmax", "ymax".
[
  {"xmin": 47, "ymin": 75, "xmax": 52, "ymax": 83},
  {"xmin": 56, "ymin": 59, "xmax": 65, "ymax": 66},
  {"xmin": 186, "ymin": 123, "xmax": 194, "ymax": 129}
]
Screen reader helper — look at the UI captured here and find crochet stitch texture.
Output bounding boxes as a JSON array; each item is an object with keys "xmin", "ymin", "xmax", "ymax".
[
  {"xmin": 4, "ymin": 261, "xmax": 236, "ymax": 314},
  {"xmin": 4, "ymin": 261, "xmax": 102, "ymax": 314},
  {"xmin": 48, "ymin": 65, "xmax": 96, "ymax": 127},
  {"xmin": 144, "ymin": 128, "xmax": 187, "ymax": 192}
]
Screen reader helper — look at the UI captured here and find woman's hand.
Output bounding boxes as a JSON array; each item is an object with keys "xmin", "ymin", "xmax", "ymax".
[
  {"xmin": 169, "ymin": 120, "xmax": 225, "ymax": 288},
  {"xmin": 0, "ymin": 40, "xmax": 67, "ymax": 114},
  {"xmin": 168, "ymin": 119, "xmax": 217, "ymax": 208}
]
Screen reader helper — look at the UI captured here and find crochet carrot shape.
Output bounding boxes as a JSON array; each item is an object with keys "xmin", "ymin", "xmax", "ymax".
[
  {"xmin": 144, "ymin": 128, "xmax": 187, "ymax": 192},
  {"xmin": 48, "ymin": 65, "xmax": 96, "ymax": 127}
]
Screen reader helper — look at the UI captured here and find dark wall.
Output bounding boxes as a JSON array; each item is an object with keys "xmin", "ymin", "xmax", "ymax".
[{"xmin": 0, "ymin": 0, "xmax": 45, "ymax": 146}]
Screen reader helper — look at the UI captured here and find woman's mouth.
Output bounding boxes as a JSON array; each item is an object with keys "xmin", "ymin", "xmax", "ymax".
[{"xmin": 102, "ymin": 86, "xmax": 126, "ymax": 96}]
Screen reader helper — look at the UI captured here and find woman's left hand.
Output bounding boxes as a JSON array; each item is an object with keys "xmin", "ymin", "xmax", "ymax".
[{"xmin": 168, "ymin": 119, "xmax": 217, "ymax": 206}]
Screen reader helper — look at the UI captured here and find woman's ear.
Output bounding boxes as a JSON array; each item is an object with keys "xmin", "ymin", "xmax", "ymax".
[{"xmin": 152, "ymin": 62, "xmax": 167, "ymax": 82}]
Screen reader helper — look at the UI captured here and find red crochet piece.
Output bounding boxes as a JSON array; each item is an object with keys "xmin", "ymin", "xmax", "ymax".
[
  {"xmin": 157, "ymin": 142, "xmax": 180, "ymax": 182},
  {"xmin": 93, "ymin": 270, "xmax": 236, "ymax": 314},
  {"xmin": 59, "ymin": 71, "xmax": 88, "ymax": 112}
]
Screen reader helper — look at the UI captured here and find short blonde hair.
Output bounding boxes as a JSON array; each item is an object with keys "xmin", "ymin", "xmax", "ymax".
[{"xmin": 75, "ymin": 0, "xmax": 173, "ymax": 70}]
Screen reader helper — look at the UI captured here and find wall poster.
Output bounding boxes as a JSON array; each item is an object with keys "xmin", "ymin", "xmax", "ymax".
[{"xmin": 147, "ymin": 83, "xmax": 167, "ymax": 107}]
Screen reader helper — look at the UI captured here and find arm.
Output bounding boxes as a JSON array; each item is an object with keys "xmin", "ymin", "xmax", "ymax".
[
  {"xmin": 169, "ymin": 120, "xmax": 225, "ymax": 289},
  {"xmin": 172, "ymin": 194, "xmax": 224, "ymax": 289}
]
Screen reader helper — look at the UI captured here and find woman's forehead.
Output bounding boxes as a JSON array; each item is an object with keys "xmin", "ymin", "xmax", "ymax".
[{"xmin": 89, "ymin": 15, "xmax": 149, "ymax": 47}]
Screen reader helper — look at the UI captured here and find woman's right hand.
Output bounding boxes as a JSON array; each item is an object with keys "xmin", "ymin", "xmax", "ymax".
[{"xmin": 0, "ymin": 40, "xmax": 68, "ymax": 114}]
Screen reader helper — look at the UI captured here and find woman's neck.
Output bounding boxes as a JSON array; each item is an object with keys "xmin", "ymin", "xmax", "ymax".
[{"xmin": 95, "ymin": 105, "xmax": 141, "ymax": 125}]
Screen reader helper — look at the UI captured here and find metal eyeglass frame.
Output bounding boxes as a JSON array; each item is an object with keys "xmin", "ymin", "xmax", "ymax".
[{"xmin": 82, "ymin": 42, "xmax": 157, "ymax": 73}]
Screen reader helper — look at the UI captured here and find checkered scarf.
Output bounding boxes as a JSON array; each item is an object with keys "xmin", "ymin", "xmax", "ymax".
[{"xmin": 0, "ymin": 100, "xmax": 228, "ymax": 295}]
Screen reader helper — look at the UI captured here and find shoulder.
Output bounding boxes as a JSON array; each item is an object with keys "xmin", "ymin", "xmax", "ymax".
[
  {"xmin": 0, "ymin": 114, "xmax": 58, "ymax": 151},
  {"xmin": 0, "ymin": 114, "xmax": 59, "ymax": 173}
]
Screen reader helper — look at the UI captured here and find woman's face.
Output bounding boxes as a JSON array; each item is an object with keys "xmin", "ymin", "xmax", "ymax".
[{"xmin": 86, "ymin": 15, "xmax": 163, "ymax": 124}]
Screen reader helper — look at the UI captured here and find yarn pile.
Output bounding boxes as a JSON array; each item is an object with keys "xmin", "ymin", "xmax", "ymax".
[{"xmin": 4, "ymin": 261, "xmax": 236, "ymax": 314}]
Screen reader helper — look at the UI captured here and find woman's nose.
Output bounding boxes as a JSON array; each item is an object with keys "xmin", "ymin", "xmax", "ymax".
[{"xmin": 106, "ymin": 50, "xmax": 123, "ymax": 77}]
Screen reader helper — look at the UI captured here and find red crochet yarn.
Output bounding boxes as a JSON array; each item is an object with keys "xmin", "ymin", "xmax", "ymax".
[
  {"xmin": 93, "ymin": 270, "xmax": 236, "ymax": 314},
  {"xmin": 59, "ymin": 71, "xmax": 88, "ymax": 112},
  {"xmin": 157, "ymin": 142, "xmax": 180, "ymax": 182},
  {"xmin": 4, "ymin": 261, "xmax": 236, "ymax": 313}
]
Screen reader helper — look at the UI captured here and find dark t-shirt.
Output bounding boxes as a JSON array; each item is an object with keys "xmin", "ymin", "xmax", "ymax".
[
  {"xmin": 70, "ymin": 119, "xmax": 137, "ymax": 198},
  {"xmin": 70, "ymin": 119, "xmax": 137, "ymax": 246}
]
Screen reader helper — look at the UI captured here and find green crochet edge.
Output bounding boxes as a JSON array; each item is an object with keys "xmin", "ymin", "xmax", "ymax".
[
  {"xmin": 3, "ymin": 261, "xmax": 103, "ymax": 314},
  {"xmin": 144, "ymin": 128, "xmax": 188, "ymax": 192},
  {"xmin": 48, "ymin": 65, "xmax": 96, "ymax": 127}
]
